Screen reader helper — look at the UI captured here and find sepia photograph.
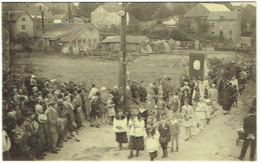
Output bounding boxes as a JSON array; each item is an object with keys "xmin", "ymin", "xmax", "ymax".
[{"xmin": 2, "ymin": 1, "xmax": 256, "ymax": 161}]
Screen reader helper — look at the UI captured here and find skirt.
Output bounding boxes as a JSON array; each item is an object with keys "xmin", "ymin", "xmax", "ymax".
[
  {"xmin": 115, "ymin": 132, "xmax": 128, "ymax": 144},
  {"xmin": 108, "ymin": 107, "xmax": 116, "ymax": 117},
  {"xmin": 149, "ymin": 151, "xmax": 158, "ymax": 159},
  {"xmin": 128, "ymin": 136, "xmax": 144, "ymax": 150}
]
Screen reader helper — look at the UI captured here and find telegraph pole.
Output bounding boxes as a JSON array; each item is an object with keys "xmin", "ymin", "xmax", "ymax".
[{"xmin": 119, "ymin": 3, "xmax": 127, "ymax": 110}]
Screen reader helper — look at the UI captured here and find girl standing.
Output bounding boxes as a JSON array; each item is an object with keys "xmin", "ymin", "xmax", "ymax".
[
  {"xmin": 107, "ymin": 94, "xmax": 116, "ymax": 125},
  {"xmin": 197, "ymin": 98, "xmax": 206, "ymax": 130},
  {"xmin": 128, "ymin": 108, "xmax": 145, "ymax": 159},
  {"xmin": 113, "ymin": 109, "xmax": 128, "ymax": 150},
  {"xmin": 145, "ymin": 121, "xmax": 159, "ymax": 161},
  {"xmin": 182, "ymin": 98, "xmax": 194, "ymax": 141}
]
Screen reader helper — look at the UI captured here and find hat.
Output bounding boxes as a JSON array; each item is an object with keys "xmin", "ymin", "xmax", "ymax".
[
  {"xmin": 38, "ymin": 91, "xmax": 42, "ymax": 95},
  {"xmin": 57, "ymin": 99, "xmax": 64, "ymax": 104},
  {"xmin": 212, "ymin": 84, "xmax": 216, "ymax": 87},
  {"xmin": 7, "ymin": 111, "xmax": 16, "ymax": 119},
  {"xmin": 173, "ymin": 95, "xmax": 178, "ymax": 100},
  {"xmin": 146, "ymin": 94, "xmax": 152, "ymax": 99},
  {"xmin": 249, "ymin": 106, "xmax": 256, "ymax": 113},
  {"xmin": 31, "ymin": 75, "xmax": 37, "ymax": 79},
  {"xmin": 205, "ymin": 99, "xmax": 211, "ymax": 103},
  {"xmin": 114, "ymin": 85, "xmax": 118, "ymax": 89},
  {"xmin": 126, "ymin": 86, "xmax": 130, "ymax": 90},
  {"xmin": 149, "ymin": 83, "xmax": 153, "ymax": 87},
  {"xmin": 38, "ymin": 114, "xmax": 47, "ymax": 123},
  {"xmin": 101, "ymin": 87, "xmax": 106, "ymax": 91},
  {"xmin": 117, "ymin": 109, "xmax": 123, "ymax": 112},
  {"xmin": 35, "ymin": 104, "xmax": 43, "ymax": 113},
  {"xmin": 31, "ymin": 121, "xmax": 39, "ymax": 132},
  {"xmin": 108, "ymin": 94, "xmax": 113, "ymax": 98},
  {"xmin": 158, "ymin": 95, "xmax": 163, "ymax": 99},
  {"xmin": 50, "ymin": 79, "xmax": 55, "ymax": 83},
  {"xmin": 32, "ymin": 87, "xmax": 38, "ymax": 92},
  {"xmin": 45, "ymin": 82, "xmax": 51, "ymax": 87},
  {"xmin": 184, "ymin": 82, "xmax": 189, "ymax": 85}
]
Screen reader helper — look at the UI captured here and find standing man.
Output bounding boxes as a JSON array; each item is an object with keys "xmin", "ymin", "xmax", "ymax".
[
  {"xmin": 111, "ymin": 85, "xmax": 120, "ymax": 112},
  {"xmin": 131, "ymin": 81, "xmax": 139, "ymax": 104},
  {"xmin": 238, "ymin": 106, "xmax": 256, "ymax": 161},
  {"xmin": 138, "ymin": 81, "xmax": 147, "ymax": 103},
  {"xmin": 158, "ymin": 116, "xmax": 171, "ymax": 158},
  {"xmin": 46, "ymin": 102, "xmax": 59, "ymax": 154}
]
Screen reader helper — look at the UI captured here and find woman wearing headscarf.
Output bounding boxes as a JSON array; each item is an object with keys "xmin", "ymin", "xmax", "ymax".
[
  {"xmin": 100, "ymin": 87, "xmax": 109, "ymax": 124},
  {"xmin": 107, "ymin": 94, "xmax": 116, "ymax": 125}
]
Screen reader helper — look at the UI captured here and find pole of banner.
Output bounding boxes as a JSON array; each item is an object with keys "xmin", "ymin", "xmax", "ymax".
[{"xmin": 119, "ymin": 3, "xmax": 127, "ymax": 111}]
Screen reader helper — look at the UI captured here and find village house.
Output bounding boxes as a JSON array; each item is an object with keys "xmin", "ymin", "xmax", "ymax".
[
  {"xmin": 2, "ymin": 11, "xmax": 34, "ymax": 36},
  {"xmin": 91, "ymin": 4, "xmax": 129, "ymax": 29},
  {"xmin": 184, "ymin": 3, "xmax": 241, "ymax": 43},
  {"xmin": 52, "ymin": 14, "xmax": 68, "ymax": 24},
  {"xmin": 101, "ymin": 36, "xmax": 149, "ymax": 52},
  {"xmin": 38, "ymin": 23, "xmax": 100, "ymax": 54},
  {"xmin": 161, "ymin": 16, "xmax": 179, "ymax": 27}
]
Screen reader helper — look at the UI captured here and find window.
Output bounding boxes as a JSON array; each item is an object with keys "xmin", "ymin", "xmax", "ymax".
[
  {"xmin": 83, "ymin": 39, "xmax": 86, "ymax": 43},
  {"xmin": 48, "ymin": 20, "xmax": 51, "ymax": 23},
  {"xmin": 220, "ymin": 30, "xmax": 223, "ymax": 36},
  {"xmin": 229, "ymin": 30, "xmax": 232, "ymax": 35},
  {"xmin": 22, "ymin": 25, "xmax": 26, "ymax": 29},
  {"xmin": 211, "ymin": 23, "xmax": 214, "ymax": 27},
  {"xmin": 22, "ymin": 18, "xmax": 25, "ymax": 21},
  {"xmin": 212, "ymin": 32, "xmax": 214, "ymax": 35},
  {"xmin": 93, "ymin": 39, "xmax": 96, "ymax": 43},
  {"xmin": 229, "ymin": 38, "xmax": 233, "ymax": 42}
]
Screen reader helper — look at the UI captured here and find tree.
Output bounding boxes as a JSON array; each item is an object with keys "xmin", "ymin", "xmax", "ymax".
[{"xmin": 76, "ymin": 2, "xmax": 103, "ymax": 18}]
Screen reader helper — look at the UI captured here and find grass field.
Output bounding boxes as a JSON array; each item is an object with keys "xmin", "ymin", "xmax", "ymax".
[{"xmin": 15, "ymin": 50, "xmax": 238, "ymax": 90}]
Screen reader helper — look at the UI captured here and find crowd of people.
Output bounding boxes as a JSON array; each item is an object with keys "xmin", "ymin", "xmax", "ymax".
[{"xmin": 2, "ymin": 69, "xmax": 248, "ymax": 161}]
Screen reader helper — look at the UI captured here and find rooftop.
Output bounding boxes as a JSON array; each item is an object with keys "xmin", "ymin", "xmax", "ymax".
[
  {"xmin": 102, "ymin": 36, "xmax": 149, "ymax": 44},
  {"xmin": 201, "ymin": 3, "xmax": 231, "ymax": 11},
  {"xmin": 2, "ymin": 11, "xmax": 27, "ymax": 22}
]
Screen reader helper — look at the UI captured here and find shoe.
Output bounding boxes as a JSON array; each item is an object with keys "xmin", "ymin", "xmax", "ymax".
[
  {"xmin": 51, "ymin": 151, "xmax": 58, "ymax": 154},
  {"xmin": 184, "ymin": 138, "xmax": 189, "ymax": 141},
  {"xmin": 82, "ymin": 125, "xmax": 85, "ymax": 127},
  {"xmin": 96, "ymin": 125, "xmax": 100, "ymax": 128},
  {"xmin": 97, "ymin": 123, "xmax": 101, "ymax": 126},
  {"xmin": 201, "ymin": 127, "xmax": 204, "ymax": 130},
  {"xmin": 103, "ymin": 121, "xmax": 106, "ymax": 124},
  {"xmin": 77, "ymin": 128, "xmax": 82, "ymax": 130},
  {"xmin": 75, "ymin": 138, "xmax": 80, "ymax": 142},
  {"xmin": 90, "ymin": 124, "xmax": 95, "ymax": 127},
  {"xmin": 109, "ymin": 122, "xmax": 113, "ymax": 125},
  {"xmin": 128, "ymin": 154, "xmax": 133, "ymax": 159},
  {"xmin": 161, "ymin": 154, "xmax": 166, "ymax": 158},
  {"xmin": 56, "ymin": 148, "xmax": 61, "ymax": 151},
  {"xmin": 238, "ymin": 157, "xmax": 243, "ymax": 160},
  {"xmin": 63, "ymin": 139, "xmax": 68, "ymax": 142},
  {"xmin": 36, "ymin": 156, "xmax": 44, "ymax": 160},
  {"xmin": 176, "ymin": 147, "xmax": 179, "ymax": 152},
  {"xmin": 67, "ymin": 136, "xmax": 72, "ymax": 139},
  {"xmin": 135, "ymin": 154, "xmax": 139, "ymax": 157}
]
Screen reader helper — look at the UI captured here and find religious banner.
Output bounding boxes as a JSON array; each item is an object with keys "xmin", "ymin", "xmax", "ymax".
[{"xmin": 189, "ymin": 53, "xmax": 206, "ymax": 80}]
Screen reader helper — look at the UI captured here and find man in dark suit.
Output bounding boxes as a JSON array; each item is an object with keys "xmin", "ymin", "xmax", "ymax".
[
  {"xmin": 111, "ymin": 85, "xmax": 120, "ymax": 112},
  {"xmin": 238, "ymin": 106, "xmax": 256, "ymax": 161},
  {"xmin": 42, "ymin": 82, "xmax": 52, "ymax": 98},
  {"xmin": 138, "ymin": 81, "xmax": 147, "ymax": 103},
  {"xmin": 46, "ymin": 102, "xmax": 59, "ymax": 154},
  {"xmin": 158, "ymin": 117, "xmax": 171, "ymax": 158}
]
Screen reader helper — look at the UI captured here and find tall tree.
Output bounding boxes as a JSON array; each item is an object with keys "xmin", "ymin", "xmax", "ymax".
[{"xmin": 76, "ymin": 2, "xmax": 103, "ymax": 18}]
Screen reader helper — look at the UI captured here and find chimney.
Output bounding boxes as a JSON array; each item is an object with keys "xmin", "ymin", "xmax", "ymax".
[{"xmin": 39, "ymin": 5, "xmax": 41, "ymax": 11}]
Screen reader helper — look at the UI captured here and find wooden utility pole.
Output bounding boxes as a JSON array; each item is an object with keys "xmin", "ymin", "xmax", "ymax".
[{"xmin": 119, "ymin": 3, "xmax": 127, "ymax": 110}]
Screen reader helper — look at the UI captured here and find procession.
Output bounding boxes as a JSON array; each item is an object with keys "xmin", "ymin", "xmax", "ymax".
[{"xmin": 2, "ymin": 1, "xmax": 256, "ymax": 162}]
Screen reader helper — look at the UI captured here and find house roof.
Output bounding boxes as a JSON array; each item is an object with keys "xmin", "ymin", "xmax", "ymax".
[
  {"xmin": 201, "ymin": 3, "xmax": 231, "ymax": 11},
  {"xmin": 2, "ymin": 11, "xmax": 27, "ymax": 22},
  {"xmin": 101, "ymin": 4, "xmax": 122, "ymax": 13},
  {"xmin": 52, "ymin": 14, "xmax": 66, "ymax": 19},
  {"xmin": 208, "ymin": 11, "xmax": 239, "ymax": 20},
  {"xmin": 61, "ymin": 24, "xmax": 89, "ymax": 42},
  {"xmin": 14, "ymin": 4, "xmax": 53, "ymax": 18},
  {"xmin": 102, "ymin": 36, "xmax": 149, "ymax": 44},
  {"xmin": 238, "ymin": 37, "xmax": 252, "ymax": 45}
]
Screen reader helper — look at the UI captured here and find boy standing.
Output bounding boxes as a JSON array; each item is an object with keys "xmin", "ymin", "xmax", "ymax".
[{"xmin": 170, "ymin": 115, "xmax": 180, "ymax": 152}]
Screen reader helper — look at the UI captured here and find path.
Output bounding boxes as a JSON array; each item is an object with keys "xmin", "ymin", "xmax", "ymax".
[{"xmin": 44, "ymin": 100, "xmax": 253, "ymax": 161}]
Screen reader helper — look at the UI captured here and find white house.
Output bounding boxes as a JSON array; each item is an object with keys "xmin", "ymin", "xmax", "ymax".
[{"xmin": 91, "ymin": 4, "xmax": 129, "ymax": 28}]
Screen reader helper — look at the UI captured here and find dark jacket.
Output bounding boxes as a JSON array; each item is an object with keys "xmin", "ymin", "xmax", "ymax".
[
  {"xmin": 158, "ymin": 123, "xmax": 171, "ymax": 144},
  {"xmin": 138, "ymin": 85, "xmax": 147, "ymax": 102},
  {"xmin": 243, "ymin": 114, "xmax": 256, "ymax": 137}
]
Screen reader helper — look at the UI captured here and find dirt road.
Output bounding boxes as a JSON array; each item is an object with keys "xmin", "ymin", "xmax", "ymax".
[{"xmin": 43, "ymin": 100, "xmax": 252, "ymax": 161}]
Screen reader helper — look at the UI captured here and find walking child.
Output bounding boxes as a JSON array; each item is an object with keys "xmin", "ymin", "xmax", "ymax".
[{"xmin": 170, "ymin": 114, "xmax": 180, "ymax": 152}]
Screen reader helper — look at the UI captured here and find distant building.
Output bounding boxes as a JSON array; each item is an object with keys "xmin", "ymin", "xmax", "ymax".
[
  {"xmin": 38, "ymin": 23, "xmax": 100, "ymax": 54},
  {"xmin": 91, "ymin": 4, "xmax": 129, "ymax": 29},
  {"xmin": 52, "ymin": 14, "xmax": 68, "ymax": 24},
  {"xmin": 161, "ymin": 16, "xmax": 178, "ymax": 27},
  {"xmin": 101, "ymin": 36, "xmax": 149, "ymax": 52},
  {"xmin": 184, "ymin": 3, "xmax": 241, "ymax": 43},
  {"xmin": 2, "ymin": 11, "xmax": 34, "ymax": 36}
]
